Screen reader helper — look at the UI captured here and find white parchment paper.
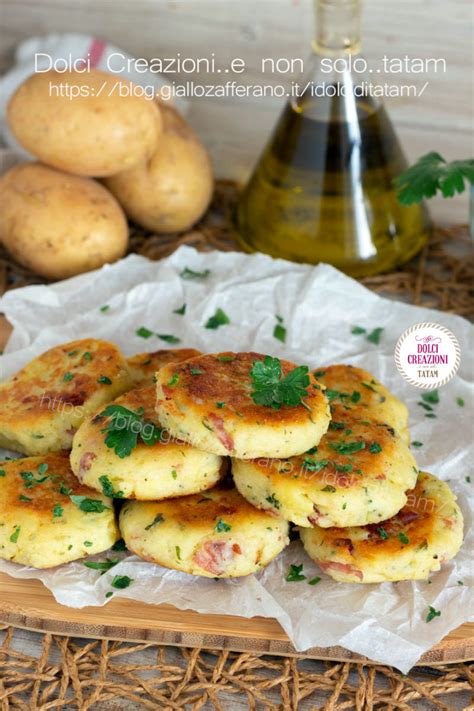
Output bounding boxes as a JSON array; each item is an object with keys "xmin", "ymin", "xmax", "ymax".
[{"xmin": 0, "ymin": 246, "xmax": 472, "ymax": 672}]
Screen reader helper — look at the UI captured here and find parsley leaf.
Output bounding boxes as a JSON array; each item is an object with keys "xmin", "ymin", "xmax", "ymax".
[
  {"xmin": 98, "ymin": 475, "xmax": 124, "ymax": 499},
  {"xmin": 97, "ymin": 376, "xmax": 112, "ymax": 385},
  {"xmin": 273, "ymin": 315, "xmax": 287, "ymax": 343},
  {"xmin": 286, "ymin": 564, "xmax": 306, "ymax": 582},
  {"xmin": 366, "ymin": 327, "xmax": 384, "ymax": 345},
  {"xmin": 136, "ymin": 326, "xmax": 154, "ymax": 339},
  {"xmin": 215, "ymin": 518, "xmax": 232, "ymax": 533},
  {"xmin": 250, "ymin": 356, "xmax": 310, "ymax": 410},
  {"xmin": 10, "ymin": 526, "xmax": 21, "ymax": 543},
  {"xmin": 398, "ymin": 532, "xmax": 410, "ymax": 545},
  {"xmin": 70, "ymin": 496, "xmax": 110, "ymax": 513},
  {"xmin": 145, "ymin": 513, "xmax": 165, "ymax": 530},
  {"xmin": 330, "ymin": 440, "xmax": 365, "ymax": 455},
  {"xmin": 174, "ymin": 303, "xmax": 186, "ymax": 315},
  {"xmin": 425, "ymin": 605, "xmax": 441, "ymax": 623},
  {"xmin": 180, "ymin": 266, "xmax": 210, "ymax": 280},
  {"xmin": 157, "ymin": 334, "xmax": 181, "ymax": 344},
  {"xmin": 53, "ymin": 503, "xmax": 63, "ymax": 518},
  {"xmin": 456, "ymin": 397, "xmax": 465, "ymax": 407},
  {"xmin": 84, "ymin": 559, "xmax": 118, "ymax": 572},
  {"xmin": 421, "ymin": 390, "xmax": 439, "ymax": 405},
  {"xmin": 411, "ymin": 441, "xmax": 423, "ymax": 448},
  {"xmin": 205, "ymin": 308, "xmax": 230, "ymax": 330},
  {"xmin": 99, "ymin": 404, "xmax": 163, "ymax": 458},
  {"xmin": 395, "ymin": 152, "xmax": 474, "ymax": 205},
  {"xmin": 111, "ymin": 575, "xmax": 134, "ymax": 589},
  {"xmin": 351, "ymin": 326, "xmax": 366, "ymax": 335}
]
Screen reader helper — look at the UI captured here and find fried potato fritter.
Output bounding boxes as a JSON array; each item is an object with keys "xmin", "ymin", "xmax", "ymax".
[
  {"xmin": 70, "ymin": 385, "xmax": 223, "ymax": 500},
  {"xmin": 0, "ymin": 339, "xmax": 132, "ymax": 455},
  {"xmin": 155, "ymin": 352, "xmax": 330, "ymax": 458},
  {"xmin": 0, "ymin": 452, "xmax": 119, "ymax": 568},
  {"xmin": 314, "ymin": 365, "xmax": 409, "ymax": 443},
  {"xmin": 119, "ymin": 486, "xmax": 289, "ymax": 578},
  {"xmin": 300, "ymin": 472, "xmax": 464, "ymax": 582},
  {"xmin": 127, "ymin": 348, "xmax": 201, "ymax": 386},
  {"xmin": 232, "ymin": 415, "xmax": 418, "ymax": 528}
]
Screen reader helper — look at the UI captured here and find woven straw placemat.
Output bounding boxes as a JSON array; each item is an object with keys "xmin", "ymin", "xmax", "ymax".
[{"xmin": 0, "ymin": 180, "xmax": 473, "ymax": 709}]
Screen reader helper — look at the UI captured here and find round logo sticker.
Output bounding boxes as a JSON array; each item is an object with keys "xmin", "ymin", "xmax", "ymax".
[{"xmin": 395, "ymin": 322, "xmax": 461, "ymax": 389}]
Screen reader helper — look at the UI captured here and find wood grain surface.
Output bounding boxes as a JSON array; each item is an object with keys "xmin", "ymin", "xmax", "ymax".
[
  {"xmin": 0, "ymin": 315, "xmax": 473, "ymax": 664},
  {"xmin": 0, "ymin": 573, "xmax": 473, "ymax": 665}
]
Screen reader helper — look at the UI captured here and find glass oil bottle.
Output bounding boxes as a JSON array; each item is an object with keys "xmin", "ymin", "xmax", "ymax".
[{"xmin": 235, "ymin": 0, "xmax": 429, "ymax": 277}]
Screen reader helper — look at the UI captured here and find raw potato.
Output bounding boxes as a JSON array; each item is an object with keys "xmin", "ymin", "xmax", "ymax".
[
  {"xmin": 104, "ymin": 105, "xmax": 213, "ymax": 233},
  {"xmin": 0, "ymin": 162, "xmax": 128, "ymax": 279},
  {"xmin": 7, "ymin": 70, "xmax": 161, "ymax": 177}
]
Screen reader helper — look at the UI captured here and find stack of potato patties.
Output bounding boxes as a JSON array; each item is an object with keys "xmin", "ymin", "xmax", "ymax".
[{"xmin": 0, "ymin": 341, "xmax": 464, "ymax": 583}]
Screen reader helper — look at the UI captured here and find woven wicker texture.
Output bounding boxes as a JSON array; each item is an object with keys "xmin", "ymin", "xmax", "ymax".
[
  {"xmin": 0, "ymin": 180, "xmax": 473, "ymax": 709},
  {"xmin": 1, "ymin": 626, "xmax": 473, "ymax": 710}
]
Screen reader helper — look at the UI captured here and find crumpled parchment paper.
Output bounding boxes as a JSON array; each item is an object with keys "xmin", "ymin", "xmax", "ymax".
[{"xmin": 0, "ymin": 246, "xmax": 472, "ymax": 672}]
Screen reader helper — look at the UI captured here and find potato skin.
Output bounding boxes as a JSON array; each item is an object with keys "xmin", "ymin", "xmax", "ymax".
[
  {"xmin": 0, "ymin": 162, "xmax": 128, "ymax": 279},
  {"xmin": 7, "ymin": 70, "xmax": 161, "ymax": 177},
  {"xmin": 104, "ymin": 105, "xmax": 213, "ymax": 233}
]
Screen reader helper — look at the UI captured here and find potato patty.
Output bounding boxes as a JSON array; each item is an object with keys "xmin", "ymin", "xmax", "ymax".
[
  {"xmin": 70, "ymin": 385, "xmax": 223, "ymax": 500},
  {"xmin": 127, "ymin": 348, "xmax": 201, "ymax": 386},
  {"xmin": 232, "ymin": 414, "xmax": 418, "ymax": 528},
  {"xmin": 155, "ymin": 352, "xmax": 330, "ymax": 458},
  {"xmin": 0, "ymin": 452, "xmax": 119, "ymax": 568},
  {"xmin": 120, "ymin": 486, "xmax": 289, "ymax": 578},
  {"xmin": 314, "ymin": 365, "xmax": 409, "ymax": 443},
  {"xmin": 300, "ymin": 472, "xmax": 464, "ymax": 583},
  {"xmin": 0, "ymin": 339, "xmax": 132, "ymax": 455}
]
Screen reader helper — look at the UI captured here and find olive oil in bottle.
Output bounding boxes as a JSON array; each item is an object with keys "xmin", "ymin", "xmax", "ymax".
[{"xmin": 236, "ymin": 0, "xmax": 429, "ymax": 277}]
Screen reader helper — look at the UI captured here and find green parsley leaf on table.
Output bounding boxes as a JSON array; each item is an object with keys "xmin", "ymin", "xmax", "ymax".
[
  {"xmin": 286, "ymin": 564, "xmax": 306, "ymax": 582},
  {"xmin": 180, "ymin": 266, "xmax": 210, "ymax": 280},
  {"xmin": 395, "ymin": 152, "xmax": 474, "ymax": 205},
  {"xmin": 111, "ymin": 575, "xmax": 134, "ymax": 589},
  {"xmin": 425, "ymin": 605, "xmax": 441, "ymax": 623},
  {"xmin": 173, "ymin": 303, "xmax": 186, "ymax": 315},
  {"xmin": 205, "ymin": 308, "xmax": 230, "ymax": 330},
  {"xmin": 273, "ymin": 315, "xmax": 287, "ymax": 343},
  {"xmin": 157, "ymin": 334, "xmax": 181, "ymax": 344},
  {"xmin": 250, "ymin": 356, "xmax": 310, "ymax": 410}
]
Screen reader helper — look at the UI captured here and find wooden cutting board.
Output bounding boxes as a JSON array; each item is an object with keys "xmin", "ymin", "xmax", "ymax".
[
  {"xmin": 1, "ymin": 573, "xmax": 473, "ymax": 665},
  {"xmin": 0, "ymin": 314, "xmax": 472, "ymax": 664}
]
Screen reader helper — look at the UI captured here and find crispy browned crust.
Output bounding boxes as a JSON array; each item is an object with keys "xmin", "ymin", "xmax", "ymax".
[
  {"xmin": 0, "ymin": 338, "xmax": 130, "ymax": 431},
  {"xmin": 158, "ymin": 352, "xmax": 327, "ymax": 426},
  {"xmin": 127, "ymin": 348, "xmax": 201, "ymax": 384},
  {"xmin": 0, "ymin": 452, "xmax": 108, "ymax": 516},
  {"xmin": 247, "ymin": 415, "xmax": 401, "ymax": 491},
  {"xmin": 317, "ymin": 473, "xmax": 446, "ymax": 558},
  {"xmin": 124, "ymin": 486, "xmax": 278, "ymax": 532}
]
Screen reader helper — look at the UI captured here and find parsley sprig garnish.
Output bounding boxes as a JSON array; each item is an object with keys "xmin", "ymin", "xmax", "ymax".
[
  {"xmin": 395, "ymin": 152, "xmax": 474, "ymax": 205},
  {"xmin": 250, "ymin": 356, "xmax": 310, "ymax": 410},
  {"xmin": 99, "ymin": 405, "xmax": 163, "ymax": 458}
]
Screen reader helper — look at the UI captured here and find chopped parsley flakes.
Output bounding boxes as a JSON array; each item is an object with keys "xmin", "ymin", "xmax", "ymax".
[
  {"xmin": 180, "ymin": 266, "xmax": 210, "ymax": 280},
  {"xmin": 215, "ymin": 518, "xmax": 232, "ymax": 533},
  {"xmin": 70, "ymin": 496, "xmax": 110, "ymax": 513},
  {"xmin": 273, "ymin": 315, "xmax": 287, "ymax": 343},
  {"xmin": 425, "ymin": 606, "xmax": 441, "ymax": 623},
  {"xmin": 205, "ymin": 308, "xmax": 230, "ymax": 330},
  {"xmin": 286, "ymin": 564, "xmax": 306, "ymax": 582}
]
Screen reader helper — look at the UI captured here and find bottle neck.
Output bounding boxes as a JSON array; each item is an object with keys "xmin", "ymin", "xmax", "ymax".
[{"xmin": 312, "ymin": 0, "xmax": 362, "ymax": 56}]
